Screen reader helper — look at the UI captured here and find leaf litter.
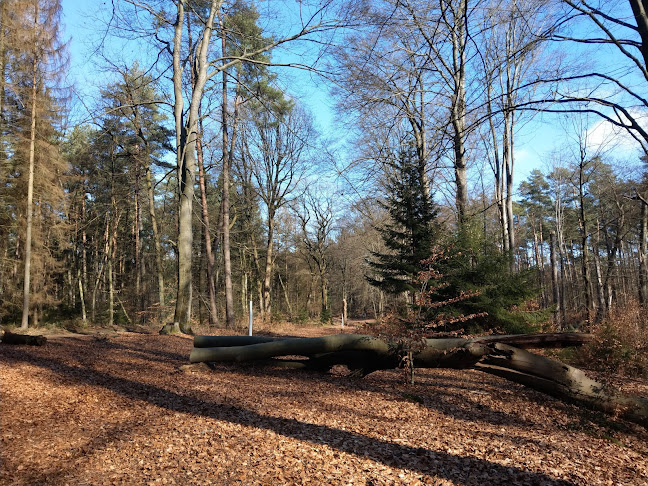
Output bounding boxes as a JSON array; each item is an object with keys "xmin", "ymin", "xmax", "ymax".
[{"xmin": 1, "ymin": 330, "xmax": 647, "ymax": 485}]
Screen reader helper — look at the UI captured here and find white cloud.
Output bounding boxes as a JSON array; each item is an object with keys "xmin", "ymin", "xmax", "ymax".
[{"xmin": 586, "ymin": 109, "xmax": 648, "ymax": 157}]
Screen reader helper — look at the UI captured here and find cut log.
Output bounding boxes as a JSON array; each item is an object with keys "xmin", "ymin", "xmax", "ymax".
[
  {"xmin": 189, "ymin": 334, "xmax": 391, "ymax": 363},
  {"xmin": 1, "ymin": 331, "xmax": 47, "ymax": 346},
  {"xmin": 193, "ymin": 335, "xmax": 280, "ymax": 348},
  {"xmin": 189, "ymin": 332, "xmax": 646, "ymax": 427}
]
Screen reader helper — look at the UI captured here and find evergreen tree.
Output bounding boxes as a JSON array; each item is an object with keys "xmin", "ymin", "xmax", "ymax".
[
  {"xmin": 367, "ymin": 142, "xmax": 438, "ymax": 304},
  {"xmin": 0, "ymin": 0, "xmax": 68, "ymax": 328},
  {"xmin": 98, "ymin": 65, "xmax": 172, "ymax": 317}
]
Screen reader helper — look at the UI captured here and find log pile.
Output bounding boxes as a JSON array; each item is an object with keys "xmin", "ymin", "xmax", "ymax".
[{"xmin": 190, "ymin": 332, "xmax": 648, "ymax": 427}]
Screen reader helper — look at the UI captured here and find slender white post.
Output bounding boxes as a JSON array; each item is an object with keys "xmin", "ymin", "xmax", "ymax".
[{"xmin": 248, "ymin": 300, "xmax": 253, "ymax": 336}]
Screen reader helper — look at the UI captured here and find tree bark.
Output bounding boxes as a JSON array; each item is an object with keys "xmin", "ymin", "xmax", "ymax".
[
  {"xmin": 220, "ymin": 12, "xmax": 236, "ymax": 328},
  {"xmin": 21, "ymin": 4, "xmax": 38, "ymax": 330},
  {"xmin": 172, "ymin": 0, "xmax": 219, "ymax": 334},
  {"xmin": 263, "ymin": 216, "xmax": 275, "ymax": 320},
  {"xmin": 450, "ymin": 0, "xmax": 468, "ymax": 226},
  {"xmin": 196, "ymin": 125, "xmax": 218, "ymax": 326},
  {"xmin": 476, "ymin": 343, "xmax": 648, "ymax": 426},
  {"xmin": 637, "ymin": 192, "xmax": 648, "ymax": 308},
  {"xmin": 145, "ymin": 155, "xmax": 165, "ymax": 312}
]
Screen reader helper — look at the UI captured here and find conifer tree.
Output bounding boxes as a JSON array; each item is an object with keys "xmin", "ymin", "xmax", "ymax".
[
  {"xmin": 0, "ymin": 0, "xmax": 68, "ymax": 328},
  {"xmin": 367, "ymin": 141, "xmax": 438, "ymax": 305},
  {"xmin": 98, "ymin": 65, "xmax": 172, "ymax": 317}
]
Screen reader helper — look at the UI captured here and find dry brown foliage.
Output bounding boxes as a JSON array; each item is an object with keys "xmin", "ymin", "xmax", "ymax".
[
  {"xmin": 576, "ymin": 300, "xmax": 648, "ymax": 376},
  {"xmin": 1, "ymin": 325, "xmax": 647, "ymax": 485}
]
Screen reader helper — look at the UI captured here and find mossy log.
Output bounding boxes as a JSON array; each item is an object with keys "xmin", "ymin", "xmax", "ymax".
[{"xmin": 189, "ymin": 332, "xmax": 647, "ymax": 427}]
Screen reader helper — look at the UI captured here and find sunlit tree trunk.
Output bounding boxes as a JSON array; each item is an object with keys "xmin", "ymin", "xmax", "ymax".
[
  {"xmin": 144, "ymin": 148, "xmax": 165, "ymax": 311},
  {"xmin": 550, "ymin": 231, "xmax": 562, "ymax": 329},
  {"xmin": 172, "ymin": 0, "xmax": 219, "ymax": 334},
  {"xmin": 196, "ymin": 128, "xmax": 218, "ymax": 326},
  {"xmin": 220, "ymin": 15, "xmax": 235, "ymax": 327},
  {"xmin": 577, "ymin": 156, "xmax": 593, "ymax": 323},
  {"xmin": 263, "ymin": 216, "xmax": 275, "ymax": 319},
  {"xmin": 21, "ymin": 4, "xmax": 38, "ymax": 329},
  {"xmin": 637, "ymin": 192, "xmax": 648, "ymax": 308},
  {"xmin": 186, "ymin": 11, "xmax": 218, "ymax": 327}
]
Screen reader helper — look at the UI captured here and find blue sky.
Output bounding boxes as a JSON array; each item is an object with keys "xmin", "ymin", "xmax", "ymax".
[{"xmin": 60, "ymin": 0, "xmax": 646, "ymax": 199}]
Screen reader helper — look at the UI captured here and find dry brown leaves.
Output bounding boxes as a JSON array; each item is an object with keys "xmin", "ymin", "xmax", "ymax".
[{"xmin": 1, "ymin": 328, "xmax": 647, "ymax": 485}]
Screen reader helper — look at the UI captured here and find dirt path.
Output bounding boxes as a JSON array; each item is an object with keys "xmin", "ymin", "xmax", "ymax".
[{"xmin": 1, "ymin": 331, "xmax": 647, "ymax": 485}]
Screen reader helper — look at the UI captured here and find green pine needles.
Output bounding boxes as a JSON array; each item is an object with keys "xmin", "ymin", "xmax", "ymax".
[{"xmin": 366, "ymin": 142, "xmax": 439, "ymax": 302}]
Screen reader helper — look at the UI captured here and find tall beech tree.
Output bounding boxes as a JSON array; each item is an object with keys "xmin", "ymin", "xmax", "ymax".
[
  {"xmin": 112, "ymin": 0, "xmax": 341, "ymax": 333},
  {"xmin": 240, "ymin": 98, "xmax": 313, "ymax": 320}
]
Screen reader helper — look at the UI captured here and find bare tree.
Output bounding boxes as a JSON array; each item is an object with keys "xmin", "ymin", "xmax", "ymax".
[
  {"xmin": 111, "ymin": 0, "xmax": 343, "ymax": 333},
  {"xmin": 297, "ymin": 190, "xmax": 334, "ymax": 322},
  {"xmin": 480, "ymin": 0, "xmax": 551, "ymax": 257},
  {"xmin": 240, "ymin": 101, "xmax": 313, "ymax": 320}
]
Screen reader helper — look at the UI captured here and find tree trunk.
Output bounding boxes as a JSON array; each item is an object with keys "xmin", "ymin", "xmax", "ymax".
[
  {"xmin": 451, "ymin": 0, "xmax": 468, "ymax": 226},
  {"xmin": 196, "ymin": 126, "xmax": 218, "ymax": 326},
  {"xmin": 134, "ymin": 160, "xmax": 142, "ymax": 312},
  {"xmin": 637, "ymin": 193, "xmax": 648, "ymax": 308},
  {"xmin": 577, "ymin": 158, "xmax": 593, "ymax": 323},
  {"xmin": 475, "ymin": 343, "xmax": 648, "ymax": 426},
  {"xmin": 172, "ymin": 0, "xmax": 218, "ymax": 334},
  {"xmin": 550, "ymin": 231, "xmax": 562, "ymax": 328},
  {"xmin": 171, "ymin": 1, "xmax": 191, "ymax": 332},
  {"xmin": 21, "ymin": 7, "xmax": 38, "ymax": 330},
  {"xmin": 77, "ymin": 266, "xmax": 87, "ymax": 322},
  {"xmin": 145, "ymin": 154, "xmax": 165, "ymax": 311},
  {"xmin": 505, "ymin": 108, "xmax": 515, "ymax": 265},
  {"xmin": 263, "ymin": 216, "xmax": 275, "ymax": 320},
  {"xmin": 220, "ymin": 13, "xmax": 236, "ymax": 328},
  {"xmin": 278, "ymin": 272, "xmax": 293, "ymax": 318}
]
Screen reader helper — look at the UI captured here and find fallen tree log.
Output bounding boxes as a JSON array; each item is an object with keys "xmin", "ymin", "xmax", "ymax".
[
  {"xmin": 190, "ymin": 334, "xmax": 392, "ymax": 363},
  {"xmin": 468, "ymin": 332, "xmax": 593, "ymax": 349},
  {"xmin": 1, "ymin": 331, "xmax": 47, "ymax": 346},
  {"xmin": 192, "ymin": 332, "xmax": 591, "ymax": 351},
  {"xmin": 475, "ymin": 343, "xmax": 648, "ymax": 426},
  {"xmin": 193, "ymin": 335, "xmax": 280, "ymax": 348},
  {"xmin": 189, "ymin": 332, "xmax": 647, "ymax": 427}
]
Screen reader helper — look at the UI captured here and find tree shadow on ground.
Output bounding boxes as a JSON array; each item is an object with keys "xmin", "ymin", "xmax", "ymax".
[
  {"xmin": 2, "ymin": 345, "xmax": 578, "ymax": 486},
  {"xmin": 203, "ymin": 359, "xmax": 545, "ymax": 429}
]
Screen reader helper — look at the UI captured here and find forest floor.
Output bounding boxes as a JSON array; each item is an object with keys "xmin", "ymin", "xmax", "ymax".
[{"xmin": 1, "ymin": 323, "xmax": 647, "ymax": 485}]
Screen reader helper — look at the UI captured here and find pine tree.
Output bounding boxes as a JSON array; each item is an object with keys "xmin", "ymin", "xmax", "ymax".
[
  {"xmin": 98, "ymin": 65, "xmax": 172, "ymax": 318},
  {"xmin": 0, "ymin": 0, "xmax": 68, "ymax": 328},
  {"xmin": 367, "ymin": 142, "xmax": 438, "ymax": 305}
]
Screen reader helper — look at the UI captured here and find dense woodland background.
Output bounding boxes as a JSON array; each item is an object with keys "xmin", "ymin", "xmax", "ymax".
[{"xmin": 0, "ymin": 0, "xmax": 646, "ymax": 368}]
